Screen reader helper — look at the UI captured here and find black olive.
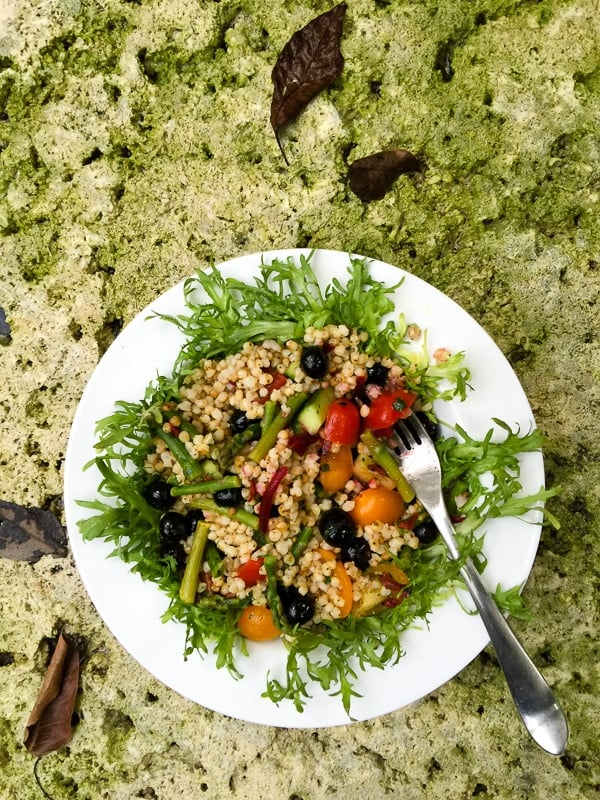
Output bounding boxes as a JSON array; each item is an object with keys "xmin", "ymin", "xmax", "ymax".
[
  {"xmin": 159, "ymin": 511, "xmax": 187, "ymax": 543},
  {"xmin": 160, "ymin": 539, "xmax": 186, "ymax": 568},
  {"xmin": 416, "ymin": 411, "xmax": 440, "ymax": 441},
  {"xmin": 143, "ymin": 479, "xmax": 172, "ymax": 510},
  {"xmin": 185, "ymin": 508, "xmax": 205, "ymax": 536},
  {"xmin": 341, "ymin": 537, "xmax": 372, "ymax": 570},
  {"xmin": 413, "ymin": 519, "xmax": 438, "ymax": 545},
  {"xmin": 279, "ymin": 585, "xmax": 315, "ymax": 625},
  {"xmin": 300, "ymin": 345, "xmax": 329, "ymax": 379},
  {"xmin": 230, "ymin": 409, "xmax": 252, "ymax": 434},
  {"xmin": 318, "ymin": 506, "xmax": 357, "ymax": 547},
  {"xmin": 213, "ymin": 486, "xmax": 244, "ymax": 507},
  {"xmin": 366, "ymin": 362, "xmax": 389, "ymax": 386}
]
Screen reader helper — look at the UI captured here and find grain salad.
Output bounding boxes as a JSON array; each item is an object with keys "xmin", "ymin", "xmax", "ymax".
[
  {"xmin": 144, "ymin": 324, "xmax": 424, "ymax": 631},
  {"xmin": 79, "ymin": 253, "xmax": 546, "ymax": 711}
]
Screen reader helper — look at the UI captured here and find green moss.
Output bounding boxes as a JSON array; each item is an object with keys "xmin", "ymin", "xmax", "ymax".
[
  {"xmin": 101, "ymin": 708, "xmax": 135, "ymax": 760},
  {"xmin": 0, "ymin": 10, "xmax": 134, "ymax": 283},
  {"xmin": 2, "ymin": 0, "xmax": 598, "ymax": 300},
  {"xmin": 24, "ymin": 393, "xmax": 48, "ymax": 424},
  {"xmin": 3, "ymin": 9, "xmax": 131, "ymax": 122},
  {"xmin": 15, "ymin": 221, "xmax": 60, "ymax": 282},
  {"xmin": 94, "ymin": 316, "xmax": 124, "ymax": 356},
  {"xmin": 131, "ymin": 1, "xmax": 251, "ymax": 89},
  {"xmin": 0, "ymin": 719, "xmax": 11, "ymax": 769},
  {"xmin": 0, "ymin": 73, "xmax": 14, "ymax": 116},
  {"xmin": 37, "ymin": 14, "xmax": 131, "ymax": 78}
]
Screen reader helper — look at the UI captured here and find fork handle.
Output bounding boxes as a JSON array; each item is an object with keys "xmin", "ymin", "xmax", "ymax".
[{"xmin": 432, "ymin": 508, "xmax": 568, "ymax": 755}]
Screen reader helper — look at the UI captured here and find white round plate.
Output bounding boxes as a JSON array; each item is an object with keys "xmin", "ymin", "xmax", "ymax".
[{"xmin": 64, "ymin": 248, "xmax": 544, "ymax": 728}]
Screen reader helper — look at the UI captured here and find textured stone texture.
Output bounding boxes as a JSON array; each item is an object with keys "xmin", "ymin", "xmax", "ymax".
[{"xmin": 0, "ymin": 1, "xmax": 598, "ymax": 798}]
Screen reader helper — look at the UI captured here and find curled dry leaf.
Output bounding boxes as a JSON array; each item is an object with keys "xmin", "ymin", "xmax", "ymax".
[
  {"xmin": 348, "ymin": 149, "xmax": 422, "ymax": 202},
  {"xmin": 271, "ymin": 3, "xmax": 347, "ymax": 157},
  {"xmin": 0, "ymin": 500, "xmax": 67, "ymax": 563},
  {"xmin": 24, "ymin": 632, "xmax": 80, "ymax": 757}
]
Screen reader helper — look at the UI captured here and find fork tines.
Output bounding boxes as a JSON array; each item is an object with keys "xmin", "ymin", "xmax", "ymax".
[{"xmin": 394, "ymin": 412, "xmax": 429, "ymax": 449}]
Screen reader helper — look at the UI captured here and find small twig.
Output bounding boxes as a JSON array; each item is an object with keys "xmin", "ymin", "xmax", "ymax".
[
  {"xmin": 275, "ymin": 130, "xmax": 290, "ymax": 166},
  {"xmin": 34, "ymin": 756, "xmax": 55, "ymax": 800}
]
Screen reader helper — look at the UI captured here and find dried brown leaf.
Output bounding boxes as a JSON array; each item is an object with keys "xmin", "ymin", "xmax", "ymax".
[
  {"xmin": 348, "ymin": 149, "xmax": 422, "ymax": 202},
  {"xmin": 24, "ymin": 633, "xmax": 80, "ymax": 757},
  {"xmin": 271, "ymin": 3, "xmax": 347, "ymax": 148},
  {"xmin": 0, "ymin": 500, "xmax": 67, "ymax": 562}
]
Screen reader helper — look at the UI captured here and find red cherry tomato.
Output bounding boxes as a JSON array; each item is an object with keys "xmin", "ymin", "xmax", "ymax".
[
  {"xmin": 364, "ymin": 388, "xmax": 417, "ymax": 430},
  {"xmin": 237, "ymin": 557, "xmax": 265, "ymax": 587},
  {"xmin": 323, "ymin": 399, "xmax": 360, "ymax": 445}
]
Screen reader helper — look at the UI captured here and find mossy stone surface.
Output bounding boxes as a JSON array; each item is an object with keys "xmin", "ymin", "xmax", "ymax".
[{"xmin": 1, "ymin": 1, "xmax": 598, "ymax": 798}]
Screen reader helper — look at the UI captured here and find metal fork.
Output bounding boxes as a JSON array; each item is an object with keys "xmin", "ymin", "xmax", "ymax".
[{"xmin": 391, "ymin": 413, "xmax": 568, "ymax": 755}]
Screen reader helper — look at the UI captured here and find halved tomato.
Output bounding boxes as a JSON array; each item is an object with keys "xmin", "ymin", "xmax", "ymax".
[{"xmin": 364, "ymin": 388, "xmax": 417, "ymax": 431}]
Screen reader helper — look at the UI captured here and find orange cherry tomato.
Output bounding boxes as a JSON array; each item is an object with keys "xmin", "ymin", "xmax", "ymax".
[
  {"xmin": 237, "ymin": 605, "xmax": 280, "ymax": 641},
  {"xmin": 319, "ymin": 445, "xmax": 353, "ymax": 493},
  {"xmin": 317, "ymin": 549, "xmax": 353, "ymax": 618},
  {"xmin": 350, "ymin": 487, "xmax": 405, "ymax": 526},
  {"xmin": 236, "ymin": 557, "xmax": 265, "ymax": 588}
]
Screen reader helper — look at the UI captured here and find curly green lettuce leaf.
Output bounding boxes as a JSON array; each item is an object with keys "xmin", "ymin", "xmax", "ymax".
[
  {"xmin": 157, "ymin": 253, "xmax": 407, "ymax": 368},
  {"xmin": 438, "ymin": 419, "xmax": 561, "ymax": 528},
  {"xmin": 492, "ymin": 584, "xmax": 533, "ymax": 621}
]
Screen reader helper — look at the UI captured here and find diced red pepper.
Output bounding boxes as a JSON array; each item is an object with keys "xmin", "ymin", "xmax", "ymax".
[
  {"xmin": 236, "ymin": 557, "xmax": 265, "ymax": 587},
  {"xmin": 323, "ymin": 399, "xmax": 360, "ymax": 445},
  {"xmin": 364, "ymin": 388, "xmax": 417, "ymax": 431},
  {"xmin": 379, "ymin": 573, "xmax": 409, "ymax": 607},
  {"xmin": 372, "ymin": 425, "xmax": 394, "ymax": 440},
  {"xmin": 258, "ymin": 466, "xmax": 288, "ymax": 534},
  {"xmin": 288, "ymin": 432, "xmax": 318, "ymax": 454},
  {"xmin": 396, "ymin": 512, "xmax": 419, "ymax": 530},
  {"xmin": 257, "ymin": 369, "xmax": 288, "ymax": 404}
]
